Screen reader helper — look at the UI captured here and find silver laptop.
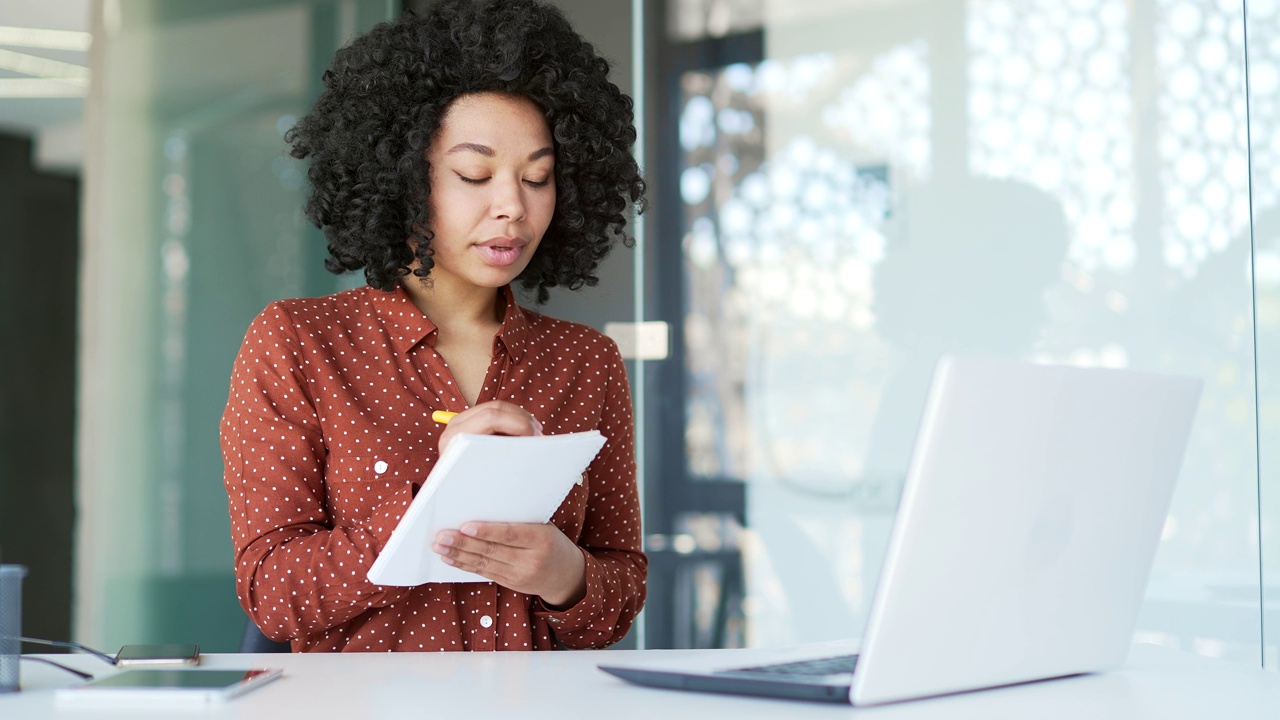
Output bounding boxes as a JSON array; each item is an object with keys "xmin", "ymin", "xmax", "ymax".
[{"xmin": 600, "ymin": 355, "xmax": 1202, "ymax": 706}]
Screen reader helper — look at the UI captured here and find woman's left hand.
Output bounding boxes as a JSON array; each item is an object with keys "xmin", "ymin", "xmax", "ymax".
[{"xmin": 433, "ymin": 522, "xmax": 587, "ymax": 608}]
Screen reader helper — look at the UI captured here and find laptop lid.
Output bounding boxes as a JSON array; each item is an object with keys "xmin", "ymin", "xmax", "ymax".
[{"xmin": 850, "ymin": 355, "xmax": 1200, "ymax": 705}]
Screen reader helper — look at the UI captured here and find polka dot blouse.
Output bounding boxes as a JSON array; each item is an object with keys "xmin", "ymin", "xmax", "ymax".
[{"xmin": 220, "ymin": 284, "xmax": 647, "ymax": 652}]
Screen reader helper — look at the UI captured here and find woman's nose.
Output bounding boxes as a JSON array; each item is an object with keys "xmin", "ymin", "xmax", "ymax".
[{"xmin": 490, "ymin": 177, "xmax": 526, "ymax": 221}]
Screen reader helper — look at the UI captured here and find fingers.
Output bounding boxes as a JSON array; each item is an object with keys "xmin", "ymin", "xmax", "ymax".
[
  {"xmin": 460, "ymin": 521, "xmax": 523, "ymax": 546},
  {"xmin": 434, "ymin": 522, "xmax": 586, "ymax": 606},
  {"xmin": 438, "ymin": 401, "xmax": 542, "ymax": 454},
  {"xmin": 432, "ymin": 523, "xmax": 560, "ymax": 592},
  {"xmin": 434, "ymin": 523, "xmax": 534, "ymax": 561},
  {"xmin": 435, "ymin": 530, "xmax": 514, "ymax": 579}
]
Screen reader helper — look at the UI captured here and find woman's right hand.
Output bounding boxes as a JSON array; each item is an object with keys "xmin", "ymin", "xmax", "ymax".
[{"xmin": 437, "ymin": 400, "xmax": 542, "ymax": 455}]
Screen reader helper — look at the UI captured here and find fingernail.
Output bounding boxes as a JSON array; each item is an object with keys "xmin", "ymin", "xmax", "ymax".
[{"xmin": 461, "ymin": 523, "xmax": 478, "ymax": 536}]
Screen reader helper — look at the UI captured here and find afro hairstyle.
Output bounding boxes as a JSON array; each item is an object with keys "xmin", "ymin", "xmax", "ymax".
[{"xmin": 286, "ymin": 0, "xmax": 647, "ymax": 302}]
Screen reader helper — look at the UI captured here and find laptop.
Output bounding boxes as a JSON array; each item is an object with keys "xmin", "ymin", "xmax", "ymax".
[{"xmin": 599, "ymin": 355, "xmax": 1202, "ymax": 706}]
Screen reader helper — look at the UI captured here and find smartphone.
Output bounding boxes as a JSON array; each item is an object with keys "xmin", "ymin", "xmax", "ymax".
[
  {"xmin": 115, "ymin": 643, "xmax": 201, "ymax": 667},
  {"xmin": 56, "ymin": 668, "xmax": 282, "ymax": 706}
]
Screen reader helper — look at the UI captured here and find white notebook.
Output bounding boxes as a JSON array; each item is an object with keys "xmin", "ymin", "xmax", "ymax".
[{"xmin": 366, "ymin": 430, "xmax": 607, "ymax": 586}]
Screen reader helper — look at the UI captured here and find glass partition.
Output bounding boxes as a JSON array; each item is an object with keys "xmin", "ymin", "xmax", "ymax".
[
  {"xmin": 1248, "ymin": 0, "xmax": 1280, "ymax": 668},
  {"xmin": 646, "ymin": 0, "xmax": 1268, "ymax": 662}
]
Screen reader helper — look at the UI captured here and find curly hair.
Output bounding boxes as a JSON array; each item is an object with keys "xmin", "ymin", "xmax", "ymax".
[{"xmin": 286, "ymin": 0, "xmax": 647, "ymax": 303}]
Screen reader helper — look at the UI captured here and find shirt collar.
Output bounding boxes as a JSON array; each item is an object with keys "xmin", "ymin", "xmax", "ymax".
[
  {"xmin": 371, "ymin": 284, "xmax": 437, "ymax": 355},
  {"xmin": 493, "ymin": 285, "xmax": 529, "ymax": 364},
  {"xmin": 371, "ymin": 283, "xmax": 529, "ymax": 363}
]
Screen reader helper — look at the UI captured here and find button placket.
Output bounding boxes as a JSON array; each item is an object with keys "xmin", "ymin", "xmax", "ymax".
[{"xmin": 480, "ymin": 585, "xmax": 499, "ymax": 649}]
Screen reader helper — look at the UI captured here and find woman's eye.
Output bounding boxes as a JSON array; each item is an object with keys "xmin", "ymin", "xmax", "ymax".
[
  {"xmin": 524, "ymin": 178, "xmax": 551, "ymax": 188},
  {"xmin": 457, "ymin": 174, "xmax": 489, "ymax": 185}
]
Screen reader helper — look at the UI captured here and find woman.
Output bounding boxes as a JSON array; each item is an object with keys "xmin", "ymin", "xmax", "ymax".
[{"xmin": 221, "ymin": 0, "xmax": 646, "ymax": 652}]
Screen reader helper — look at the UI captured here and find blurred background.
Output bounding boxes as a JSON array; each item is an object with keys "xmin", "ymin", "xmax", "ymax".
[{"xmin": 3, "ymin": 0, "xmax": 1280, "ymax": 668}]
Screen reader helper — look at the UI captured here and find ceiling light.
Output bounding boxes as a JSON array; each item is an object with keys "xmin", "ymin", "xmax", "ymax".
[
  {"xmin": 0, "ymin": 48, "xmax": 89, "ymax": 83},
  {"xmin": 0, "ymin": 26, "xmax": 91, "ymax": 52},
  {"xmin": 0, "ymin": 79, "xmax": 86, "ymax": 98}
]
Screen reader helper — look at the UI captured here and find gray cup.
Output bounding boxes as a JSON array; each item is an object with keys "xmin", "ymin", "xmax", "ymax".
[{"xmin": 0, "ymin": 564, "xmax": 26, "ymax": 693}]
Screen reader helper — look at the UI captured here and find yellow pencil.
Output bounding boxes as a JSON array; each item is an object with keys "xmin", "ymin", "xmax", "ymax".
[{"xmin": 431, "ymin": 410, "xmax": 458, "ymax": 424}]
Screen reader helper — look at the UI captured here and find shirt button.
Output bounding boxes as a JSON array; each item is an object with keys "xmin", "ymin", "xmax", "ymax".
[
  {"xmin": 374, "ymin": 460, "xmax": 388, "ymax": 474},
  {"xmin": 480, "ymin": 615, "xmax": 494, "ymax": 629}
]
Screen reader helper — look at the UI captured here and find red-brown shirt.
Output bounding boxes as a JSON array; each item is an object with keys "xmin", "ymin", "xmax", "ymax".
[{"xmin": 220, "ymin": 284, "xmax": 646, "ymax": 651}]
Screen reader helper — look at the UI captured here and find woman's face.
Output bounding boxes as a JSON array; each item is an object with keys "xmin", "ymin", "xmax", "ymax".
[{"xmin": 423, "ymin": 92, "xmax": 556, "ymax": 294}]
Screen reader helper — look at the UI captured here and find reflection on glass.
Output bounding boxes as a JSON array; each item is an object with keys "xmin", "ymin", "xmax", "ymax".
[
  {"xmin": 969, "ymin": 0, "xmax": 1133, "ymax": 273},
  {"xmin": 1157, "ymin": 0, "xmax": 1251, "ymax": 274},
  {"xmin": 671, "ymin": 0, "xmax": 1271, "ymax": 661},
  {"xmin": 678, "ymin": 39, "xmax": 932, "ymax": 646},
  {"xmin": 668, "ymin": 0, "xmax": 764, "ymax": 40},
  {"xmin": 1246, "ymin": 0, "xmax": 1280, "ymax": 670},
  {"xmin": 680, "ymin": 51, "xmax": 916, "ymax": 484}
]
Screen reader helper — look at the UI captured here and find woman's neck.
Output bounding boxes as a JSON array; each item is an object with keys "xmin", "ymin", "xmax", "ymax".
[
  {"xmin": 402, "ymin": 276, "xmax": 504, "ymax": 332},
  {"xmin": 402, "ymin": 277, "xmax": 505, "ymax": 406}
]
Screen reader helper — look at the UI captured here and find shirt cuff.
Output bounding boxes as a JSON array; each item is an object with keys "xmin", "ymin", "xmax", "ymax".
[{"xmin": 532, "ymin": 547, "xmax": 605, "ymax": 633}]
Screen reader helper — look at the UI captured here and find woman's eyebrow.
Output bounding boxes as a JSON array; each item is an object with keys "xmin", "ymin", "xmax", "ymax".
[
  {"xmin": 444, "ymin": 143, "xmax": 554, "ymax": 161},
  {"xmin": 446, "ymin": 142, "xmax": 494, "ymax": 157}
]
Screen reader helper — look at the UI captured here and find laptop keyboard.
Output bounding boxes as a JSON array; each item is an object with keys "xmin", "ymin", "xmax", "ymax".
[{"xmin": 723, "ymin": 653, "xmax": 859, "ymax": 677}]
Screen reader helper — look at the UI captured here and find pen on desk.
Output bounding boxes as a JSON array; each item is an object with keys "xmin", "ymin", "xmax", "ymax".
[{"xmin": 432, "ymin": 410, "xmax": 458, "ymax": 424}]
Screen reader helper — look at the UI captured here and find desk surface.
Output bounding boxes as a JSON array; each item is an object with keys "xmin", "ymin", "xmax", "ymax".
[{"xmin": 4, "ymin": 643, "xmax": 1279, "ymax": 718}]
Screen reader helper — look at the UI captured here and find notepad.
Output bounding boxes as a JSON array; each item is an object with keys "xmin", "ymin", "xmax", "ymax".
[{"xmin": 366, "ymin": 431, "xmax": 607, "ymax": 586}]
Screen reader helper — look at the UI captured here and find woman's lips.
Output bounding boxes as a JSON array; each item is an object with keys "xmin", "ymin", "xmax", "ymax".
[{"xmin": 475, "ymin": 238, "xmax": 527, "ymax": 267}]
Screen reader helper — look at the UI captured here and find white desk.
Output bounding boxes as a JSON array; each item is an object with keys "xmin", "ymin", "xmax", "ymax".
[{"xmin": 3, "ymin": 644, "xmax": 1279, "ymax": 718}]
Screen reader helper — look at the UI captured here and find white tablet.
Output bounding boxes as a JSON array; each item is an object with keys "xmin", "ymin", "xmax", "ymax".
[{"xmin": 55, "ymin": 668, "xmax": 283, "ymax": 707}]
